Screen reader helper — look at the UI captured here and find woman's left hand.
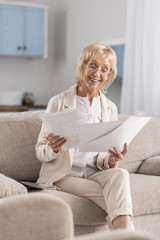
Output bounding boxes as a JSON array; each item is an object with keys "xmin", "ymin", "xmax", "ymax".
[{"xmin": 108, "ymin": 143, "xmax": 128, "ymax": 168}]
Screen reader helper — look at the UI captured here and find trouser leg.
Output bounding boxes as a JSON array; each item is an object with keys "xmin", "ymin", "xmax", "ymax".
[
  {"xmin": 89, "ymin": 168, "xmax": 133, "ymax": 226},
  {"xmin": 54, "ymin": 176, "xmax": 106, "ymax": 210},
  {"xmin": 54, "ymin": 168, "xmax": 133, "ymax": 229}
]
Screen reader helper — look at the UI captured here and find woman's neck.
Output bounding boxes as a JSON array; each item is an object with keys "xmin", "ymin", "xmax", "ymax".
[{"xmin": 77, "ymin": 86, "xmax": 99, "ymax": 105}]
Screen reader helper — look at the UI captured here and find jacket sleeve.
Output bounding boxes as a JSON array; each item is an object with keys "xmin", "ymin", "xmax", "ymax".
[{"xmin": 35, "ymin": 97, "xmax": 63, "ymax": 163}]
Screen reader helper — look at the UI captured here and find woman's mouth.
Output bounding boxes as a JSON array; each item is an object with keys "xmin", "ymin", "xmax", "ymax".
[{"xmin": 89, "ymin": 77, "xmax": 101, "ymax": 83}]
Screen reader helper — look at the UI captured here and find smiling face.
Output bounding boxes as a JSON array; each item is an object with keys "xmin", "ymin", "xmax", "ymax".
[
  {"xmin": 80, "ymin": 55, "xmax": 111, "ymax": 97},
  {"xmin": 76, "ymin": 44, "xmax": 117, "ymax": 98}
]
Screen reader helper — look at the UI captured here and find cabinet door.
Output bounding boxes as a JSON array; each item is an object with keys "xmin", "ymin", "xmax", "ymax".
[
  {"xmin": 0, "ymin": 5, "xmax": 45, "ymax": 57},
  {"xmin": 0, "ymin": 5, "xmax": 24, "ymax": 55},
  {"xmin": 24, "ymin": 7, "xmax": 44, "ymax": 56}
]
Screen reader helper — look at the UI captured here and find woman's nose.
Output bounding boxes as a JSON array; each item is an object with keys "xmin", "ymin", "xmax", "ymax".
[{"xmin": 94, "ymin": 68, "xmax": 101, "ymax": 76}]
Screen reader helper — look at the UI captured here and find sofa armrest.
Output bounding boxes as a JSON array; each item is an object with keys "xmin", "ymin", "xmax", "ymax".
[
  {"xmin": 0, "ymin": 193, "xmax": 74, "ymax": 240},
  {"xmin": 138, "ymin": 156, "xmax": 160, "ymax": 176},
  {"xmin": 73, "ymin": 230, "xmax": 158, "ymax": 240}
]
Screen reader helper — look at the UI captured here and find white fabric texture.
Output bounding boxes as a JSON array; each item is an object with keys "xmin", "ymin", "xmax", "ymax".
[
  {"xmin": 68, "ymin": 95, "xmax": 101, "ymax": 179},
  {"xmin": 0, "ymin": 174, "xmax": 27, "ymax": 198},
  {"xmin": 120, "ymin": 0, "xmax": 160, "ymax": 117}
]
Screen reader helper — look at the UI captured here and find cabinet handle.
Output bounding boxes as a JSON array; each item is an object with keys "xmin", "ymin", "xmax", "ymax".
[
  {"xmin": 17, "ymin": 46, "xmax": 22, "ymax": 50},
  {"xmin": 23, "ymin": 46, "xmax": 27, "ymax": 50}
]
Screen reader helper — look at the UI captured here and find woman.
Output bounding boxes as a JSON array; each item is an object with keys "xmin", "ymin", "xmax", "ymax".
[{"xmin": 36, "ymin": 43, "xmax": 134, "ymax": 230}]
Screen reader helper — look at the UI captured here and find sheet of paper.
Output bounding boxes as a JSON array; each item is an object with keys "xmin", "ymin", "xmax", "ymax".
[
  {"xmin": 40, "ymin": 109, "xmax": 86, "ymax": 150},
  {"xmin": 79, "ymin": 116, "xmax": 151, "ymax": 152}
]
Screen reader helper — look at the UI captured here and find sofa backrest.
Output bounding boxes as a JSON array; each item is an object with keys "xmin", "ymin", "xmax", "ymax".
[
  {"xmin": 0, "ymin": 111, "xmax": 43, "ymax": 181},
  {"xmin": 118, "ymin": 115, "xmax": 160, "ymax": 173},
  {"xmin": 0, "ymin": 111, "xmax": 159, "ymax": 181}
]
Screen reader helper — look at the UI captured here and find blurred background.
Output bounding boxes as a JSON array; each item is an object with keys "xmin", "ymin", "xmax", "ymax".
[{"xmin": 0, "ymin": 0, "xmax": 159, "ymax": 117}]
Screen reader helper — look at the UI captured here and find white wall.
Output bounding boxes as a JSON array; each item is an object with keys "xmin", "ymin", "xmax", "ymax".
[{"xmin": 0, "ymin": 0, "xmax": 127, "ymax": 105}]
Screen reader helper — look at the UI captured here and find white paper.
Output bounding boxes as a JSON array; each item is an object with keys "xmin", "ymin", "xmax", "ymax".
[
  {"xmin": 40, "ymin": 109, "xmax": 87, "ymax": 150},
  {"xmin": 79, "ymin": 116, "xmax": 151, "ymax": 152}
]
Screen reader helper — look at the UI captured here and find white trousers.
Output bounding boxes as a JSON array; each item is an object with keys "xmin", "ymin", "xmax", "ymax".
[{"xmin": 54, "ymin": 168, "xmax": 133, "ymax": 228}]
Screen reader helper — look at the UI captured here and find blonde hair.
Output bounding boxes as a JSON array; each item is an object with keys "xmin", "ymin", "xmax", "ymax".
[{"xmin": 75, "ymin": 43, "xmax": 117, "ymax": 93}]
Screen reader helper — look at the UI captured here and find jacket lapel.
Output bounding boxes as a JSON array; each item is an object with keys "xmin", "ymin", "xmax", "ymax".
[
  {"xmin": 100, "ymin": 91, "xmax": 111, "ymax": 122},
  {"xmin": 64, "ymin": 85, "xmax": 77, "ymax": 109},
  {"xmin": 63, "ymin": 85, "xmax": 77, "ymax": 166}
]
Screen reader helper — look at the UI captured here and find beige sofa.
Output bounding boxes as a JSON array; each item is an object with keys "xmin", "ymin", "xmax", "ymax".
[
  {"xmin": 0, "ymin": 111, "xmax": 160, "ymax": 239},
  {"xmin": 0, "ymin": 193, "xmax": 157, "ymax": 240}
]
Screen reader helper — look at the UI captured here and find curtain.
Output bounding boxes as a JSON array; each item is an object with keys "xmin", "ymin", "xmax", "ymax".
[{"xmin": 120, "ymin": 0, "xmax": 160, "ymax": 117}]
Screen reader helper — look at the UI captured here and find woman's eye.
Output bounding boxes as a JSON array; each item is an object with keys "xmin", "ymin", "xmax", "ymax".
[
  {"xmin": 89, "ymin": 65, "xmax": 97, "ymax": 71},
  {"xmin": 101, "ymin": 68, "xmax": 108, "ymax": 73}
]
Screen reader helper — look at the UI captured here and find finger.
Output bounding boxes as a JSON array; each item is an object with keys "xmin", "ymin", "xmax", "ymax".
[
  {"xmin": 48, "ymin": 135, "xmax": 60, "ymax": 144},
  {"xmin": 114, "ymin": 147, "xmax": 124, "ymax": 160},
  {"xmin": 108, "ymin": 150, "xmax": 121, "ymax": 162},
  {"xmin": 108, "ymin": 155, "xmax": 119, "ymax": 162},
  {"xmin": 122, "ymin": 143, "xmax": 128, "ymax": 155},
  {"xmin": 108, "ymin": 149, "xmax": 117, "ymax": 156},
  {"xmin": 54, "ymin": 137, "xmax": 66, "ymax": 146},
  {"xmin": 48, "ymin": 133, "xmax": 54, "ymax": 137},
  {"xmin": 46, "ymin": 133, "xmax": 54, "ymax": 141},
  {"xmin": 108, "ymin": 148, "xmax": 122, "ymax": 159},
  {"xmin": 48, "ymin": 137, "xmax": 66, "ymax": 148},
  {"xmin": 52, "ymin": 138, "xmax": 67, "ymax": 151}
]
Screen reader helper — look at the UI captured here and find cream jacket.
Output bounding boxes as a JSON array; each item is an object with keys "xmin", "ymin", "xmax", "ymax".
[{"xmin": 36, "ymin": 85, "xmax": 118, "ymax": 187}]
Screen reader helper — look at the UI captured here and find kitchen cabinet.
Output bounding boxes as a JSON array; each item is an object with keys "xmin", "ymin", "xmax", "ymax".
[{"xmin": 0, "ymin": 4, "xmax": 47, "ymax": 57}]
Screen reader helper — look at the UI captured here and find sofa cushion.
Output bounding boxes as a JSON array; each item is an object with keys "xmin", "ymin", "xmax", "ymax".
[
  {"xmin": 74, "ymin": 230, "xmax": 156, "ymax": 240},
  {"xmin": 39, "ymin": 189, "xmax": 107, "ymax": 226},
  {"xmin": 130, "ymin": 174, "xmax": 160, "ymax": 216},
  {"xmin": 0, "ymin": 111, "xmax": 43, "ymax": 181},
  {"xmin": 55, "ymin": 174, "xmax": 160, "ymax": 222},
  {"xmin": 31, "ymin": 173, "xmax": 160, "ymax": 226},
  {"xmin": 28, "ymin": 173, "xmax": 160, "ymax": 228},
  {"xmin": 138, "ymin": 156, "xmax": 160, "ymax": 176},
  {"xmin": 118, "ymin": 115, "xmax": 160, "ymax": 173},
  {"xmin": 0, "ymin": 174, "xmax": 27, "ymax": 198}
]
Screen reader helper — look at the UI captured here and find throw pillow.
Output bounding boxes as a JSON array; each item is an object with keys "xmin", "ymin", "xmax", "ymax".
[
  {"xmin": 0, "ymin": 174, "xmax": 28, "ymax": 198},
  {"xmin": 138, "ymin": 156, "xmax": 160, "ymax": 176}
]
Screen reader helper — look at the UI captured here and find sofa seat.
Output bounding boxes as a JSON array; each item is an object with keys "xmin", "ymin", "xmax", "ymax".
[
  {"xmin": 38, "ymin": 173, "xmax": 160, "ymax": 220},
  {"xmin": 130, "ymin": 174, "xmax": 160, "ymax": 216},
  {"xmin": 38, "ymin": 189, "xmax": 109, "ymax": 235},
  {"xmin": 28, "ymin": 172, "xmax": 160, "ymax": 236},
  {"xmin": 42, "ymin": 190, "xmax": 107, "ymax": 226}
]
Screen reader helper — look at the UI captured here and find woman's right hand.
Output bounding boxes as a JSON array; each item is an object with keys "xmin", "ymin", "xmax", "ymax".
[{"xmin": 46, "ymin": 133, "xmax": 67, "ymax": 153}]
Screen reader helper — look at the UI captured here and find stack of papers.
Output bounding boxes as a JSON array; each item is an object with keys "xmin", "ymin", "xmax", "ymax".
[
  {"xmin": 40, "ymin": 109, "xmax": 151, "ymax": 152},
  {"xmin": 79, "ymin": 116, "xmax": 151, "ymax": 152},
  {"xmin": 40, "ymin": 109, "xmax": 87, "ymax": 150}
]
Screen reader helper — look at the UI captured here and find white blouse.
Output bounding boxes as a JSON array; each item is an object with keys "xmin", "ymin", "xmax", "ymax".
[{"xmin": 68, "ymin": 95, "xmax": 102, "ymax": 179}]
